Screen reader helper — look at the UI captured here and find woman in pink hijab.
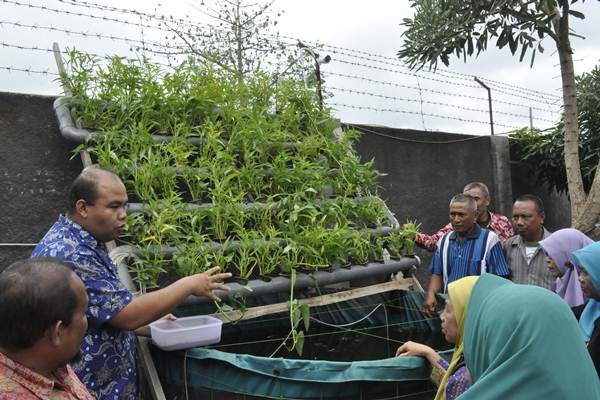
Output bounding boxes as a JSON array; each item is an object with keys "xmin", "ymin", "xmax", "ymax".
[{"xmin": 539, "ymin": 228, "xmax": 593, "ymax": 307}]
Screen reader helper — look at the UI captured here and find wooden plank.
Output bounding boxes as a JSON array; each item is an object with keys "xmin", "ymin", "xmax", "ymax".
[
  {"xmin": 213, "ymin": 278, "xmax": 415, "ymax": 323},
  {"xmin": 137, "ymin": 337, "xmax": 167, "ymax": 400}
]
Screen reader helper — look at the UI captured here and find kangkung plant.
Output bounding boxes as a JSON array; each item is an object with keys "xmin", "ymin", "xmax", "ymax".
[
  {"xmin": 400, "ymin": 220, "xmax": 420, "ymax": 256},
  {"xmin": 60, "ymin": 49, "xmax": 416, "ymax": 343}
]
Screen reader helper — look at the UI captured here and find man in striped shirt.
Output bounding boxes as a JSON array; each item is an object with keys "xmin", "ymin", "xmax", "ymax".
[{"xmin": 423, "ymin": 194, "xmax": 510, "ymax": 314}]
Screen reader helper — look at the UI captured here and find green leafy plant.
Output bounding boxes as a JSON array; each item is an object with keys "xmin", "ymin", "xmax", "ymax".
[{"xmin": 400, "ymin": 220, "xmax": 420, "ymax": 256}]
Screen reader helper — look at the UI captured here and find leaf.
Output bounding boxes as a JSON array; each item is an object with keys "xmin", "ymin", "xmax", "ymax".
[
  {"xmin": 294, "ymin": 331, "xmax": 305, "ymax": 356},
  {"xmin": 568, "ymin": 10, "xmax": 585, "ymax": 19},
  {"xmin": 519, "ymin": 42, "xmax": 528, "ymax": 62},
  {"xmin": 300, "ymin": 303, "xmax": 310, "ymax": 330},
  {"xmin": 508, "ymin": 34, "xmax": 518, "ymax": 54}
]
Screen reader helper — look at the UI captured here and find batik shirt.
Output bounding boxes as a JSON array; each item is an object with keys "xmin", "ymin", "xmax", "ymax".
[
  {"xmin": 0, "ymin": 352, "xmax": 94, "ymax": 400},
  {"xmin": 430, "ymin": 357, "xmax": 470, "ymax": 400},
  {"xmin": 32, "ymin": 215, "xmax": 137, "ymax": 400}
]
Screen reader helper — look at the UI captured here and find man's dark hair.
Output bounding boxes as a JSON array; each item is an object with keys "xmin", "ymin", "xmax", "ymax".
[
  {"xmin": 515, "ymin": 194, "xmax": 545, "ymax": 214},
  {"xmin": 449, "ymin": 193, "xmax": 478, "ymax": 212},
  {"xmin": 0, "ymin": 257, "xmax": 79, "ymax": 349},
  {"xmin": 68, "ymin": 166, "xmax": 119, "ymax": 213}
]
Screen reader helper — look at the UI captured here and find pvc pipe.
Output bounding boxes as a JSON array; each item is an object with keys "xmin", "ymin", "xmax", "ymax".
[
  {"xmin": 54, "ymin": 97, "xmax": 98, "ymax": 143},
  {"xmin": 54, "ymin": 96, "xmax": 300, "ymax": 150},
  {"xmin": 109, "ymin": 246, "xmax": 419, "ymax": 307}
]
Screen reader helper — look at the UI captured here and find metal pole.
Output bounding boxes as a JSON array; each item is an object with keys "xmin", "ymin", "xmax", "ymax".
[
  {"xmin": 474, "ymin": 77, "xmax": 494, "ymax": 136},
  {"xmin": 529, "ymin": 107, "xmax": 534, "ymax": 130},
  {"xmin": 298, "ymin": 41, "xmax": 330, "ymax": 112}
]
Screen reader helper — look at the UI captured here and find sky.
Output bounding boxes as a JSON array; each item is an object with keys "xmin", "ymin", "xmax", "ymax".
[{"xmin": 1, "ymin": 0, "xmax": 599, "ymax": 134}]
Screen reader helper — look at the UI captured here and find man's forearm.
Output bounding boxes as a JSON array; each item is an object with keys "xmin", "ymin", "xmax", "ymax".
[
  {"xmin": 110, "ymin": 277, "xmax": 194, "ymax": 331},
  {"xmin": 426, "ymin": 274, "xmax": 443, "ymax": 296}
]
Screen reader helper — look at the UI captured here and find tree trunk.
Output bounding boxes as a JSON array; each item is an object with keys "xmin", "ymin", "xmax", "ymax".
[{"xmin": 556, "ymin": 11, "xmax": 586, "ymax": 226}]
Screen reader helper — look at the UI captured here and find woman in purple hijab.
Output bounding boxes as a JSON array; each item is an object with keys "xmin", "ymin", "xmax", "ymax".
[{"xmin": 539, "ymin": 228, "xmax": 593, "ymax": 307}]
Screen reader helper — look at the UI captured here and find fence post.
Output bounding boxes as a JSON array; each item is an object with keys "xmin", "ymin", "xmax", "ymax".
[{"xmin": 474, "ymin": 77, "xmax": 494, "ymax": 136}]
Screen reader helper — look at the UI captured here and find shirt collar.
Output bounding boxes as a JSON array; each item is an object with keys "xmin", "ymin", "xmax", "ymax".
[
  {"xmin": 450, "ymin": 224, "xmax": 481, "ymax": 241},
  {"xmin": 58, "ymin": 214, "xmax": 101, "ymax": 249},
  {"xmin": 510, "ymin": 226, "xmax": 551, "ymax": 247},
  {"xmin": 0, "ymin": 352, "xmax": 65, "ymax": 398}
]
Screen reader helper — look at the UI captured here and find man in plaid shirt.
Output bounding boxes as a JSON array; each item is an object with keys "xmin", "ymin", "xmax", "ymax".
[{"xmin": 416, "ymin": 182, "xmax": 513, "ymax": 251}]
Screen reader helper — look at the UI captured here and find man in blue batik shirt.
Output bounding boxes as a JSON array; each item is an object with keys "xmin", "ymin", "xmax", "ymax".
[
  {"xmin": 33, "ymin": 167, "xmax": 231, "ymax": 400},
  {"xmin": 422, "ymin": 193, "xmax": 510, "ymax": 314}
]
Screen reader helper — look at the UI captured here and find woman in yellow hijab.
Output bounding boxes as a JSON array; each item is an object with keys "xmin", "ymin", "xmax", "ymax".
[{"xmin": 396, "ymin": 276, "xmax": 478, "ymax": 400}]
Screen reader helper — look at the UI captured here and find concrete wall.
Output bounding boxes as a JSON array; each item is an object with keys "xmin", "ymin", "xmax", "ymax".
[
  {"xmin": 0, "ymin": 92, "xmax": 82, "ymax": 270},
  {"xmin": 510, "ymin": 161, "xmax": 571, "ymax": 231}
]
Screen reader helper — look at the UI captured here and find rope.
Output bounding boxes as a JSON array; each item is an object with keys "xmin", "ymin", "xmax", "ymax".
[{"xmin": 309, "ymin": 303, "xmax": 383, "ymax": 328}]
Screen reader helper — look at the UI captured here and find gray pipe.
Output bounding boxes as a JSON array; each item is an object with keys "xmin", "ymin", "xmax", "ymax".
[
  {"xmin": 54, "ymin": 96, "xmax": 98, "ymax": 143},
  {"xmin": 180, "ymin": 257, "xmax": 418, "ymax": 305},
  {"xmin": 55, "ymin": 96, "xmax": 299, "ymax": 150},
  {"xmin": 110, "ymin": 246, "xmax": 418, "ymax": 307}
]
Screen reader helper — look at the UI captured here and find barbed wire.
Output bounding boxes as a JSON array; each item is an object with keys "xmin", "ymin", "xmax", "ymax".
[
  {"xmin": 328, "ymin": 86, "xmax": 556, "ymax": 123},
  {"xmin": 327, "ymin": 102, "xmax": 520, "ymax": 129},
  {"xmin": 314, "ymin": 44, "xmax": 562, "ymax": 102},
  {"xmin": 0, "ymin": 0, "xmax": 561, "ymax": 131},
  {"xmin": 319, "ymin": 42, "xmax": 561, "ymax": 100},
  {"xmin": 0, "ymin": 21, "xmax": 558, "ymax": 117},
  {"xmin": 0, "ymin": 20, "xmax": 165, "ymax": 49},
  {"xmin": 331, "ymin": 56, "xmax": 558, "ymax": 106},
  {"xmin": 0, "ymin": 64, "xmax": 58, "ymax": 75},
  {"xmin": 0, "ymin": 41, "xmax": 175, "ymax": 70},
  {"xmin": 56, "ymin": 0, "xmax": 563, "ymax": 102},
  {"xmin": 0, "ymin": 0, "xmax": 174, "ymax": 35},
  {"xmin": 324, "ymin": 71, "xmax": 560, "ymax": 114},
  {"xmin": 3, "ymin": 0, "xmax": 565, "ymax": 103}
]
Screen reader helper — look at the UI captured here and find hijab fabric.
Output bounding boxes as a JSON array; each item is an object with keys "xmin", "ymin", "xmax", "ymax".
[
  {"xmin": 459, "ymin": 273, "xmax": 600, "ymax": 399},
  {"xmin": 572, "ymin": 241, "xmax": 600, "ymax": 340},
  {"xmin": 434, "ymin": 276, "xmax": 478, "ymax": 400},
  {"xmin": 539, "ymin": 228, "xmax": 592, "ymax": 307}
]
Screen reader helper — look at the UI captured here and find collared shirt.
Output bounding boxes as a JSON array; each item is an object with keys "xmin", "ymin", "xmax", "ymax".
[
  {"xmin": 416, "ymin": 212, "xmax": 514, "ymax": 252},
  {"xmin": 504, "ymin": 227, "xmax": 554, "ymax": 289},
  {"xmin": 429, "ymin": 225, "xmax": 510, "ymax": 292},
  {"xmin": 0, "ymin": 352, "xmax": 94, "ymax": 400},
  {"xmin": 32, "ymin": 215, "xmax": 137, "ymax": 400}
]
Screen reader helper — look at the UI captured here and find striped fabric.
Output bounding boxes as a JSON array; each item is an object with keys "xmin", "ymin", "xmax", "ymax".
[
  {"xmin": 503, "ymin": 228, "xmax": 554, "ymax": 289},
  {"xmin": 429, "ymin": 225, "xmax": 510, "ymax": 293}
]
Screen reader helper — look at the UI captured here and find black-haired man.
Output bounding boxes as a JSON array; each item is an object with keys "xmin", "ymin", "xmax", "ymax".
[
  {"xmin": 33, "ymin": 167, "xmax": 232, "ymax": 400},
  {"xmin": 423, "ymin": 194, "xmax": 510, "ymax": 313},
  {"xmin": 0, "ymin": 257, "xmax": 93, "ymax": 399},
  {"xmin": 504, "ymin": 194, "xmax": 553, "ymax": 288}
]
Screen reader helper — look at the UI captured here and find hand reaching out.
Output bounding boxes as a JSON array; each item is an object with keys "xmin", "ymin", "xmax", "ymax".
[{"xmin": 187, "ymin": 266, "xmax": 232, "ymax": 301}]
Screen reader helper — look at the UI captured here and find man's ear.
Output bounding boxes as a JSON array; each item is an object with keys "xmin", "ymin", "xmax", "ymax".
[
  {"xmin": 74, "ymin": 199, "xmax": 89, "ymax": 218},
  {"xmin": 46, "ymin": 320, "xmax": 64, "ymax": 346}
]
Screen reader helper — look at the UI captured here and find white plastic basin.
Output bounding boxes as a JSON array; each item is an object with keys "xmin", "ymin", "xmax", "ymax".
[{"xmin": 150, "ymin": 315, "xmax": 223, "ymax": 351}]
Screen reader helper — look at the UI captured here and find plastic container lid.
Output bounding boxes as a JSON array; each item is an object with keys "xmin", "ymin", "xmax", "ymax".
[{"xmin": 150, "ymin": 315, "xmax": 223, "ymax": 351}]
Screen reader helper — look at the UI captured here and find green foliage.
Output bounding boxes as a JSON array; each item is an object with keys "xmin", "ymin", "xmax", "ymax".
[
  {"xmin": 60, "ymin": 49, "xmax": 417, "ymax": 298},
  {"xmin": 510, "ymin": 67, "xmax": 600, "ymax": 194},
  {"xmin": 398, "ymin": 0, "xmax": 586, "ymax": 69}
]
